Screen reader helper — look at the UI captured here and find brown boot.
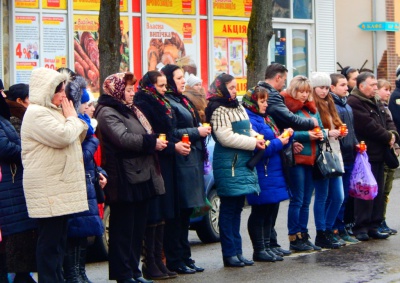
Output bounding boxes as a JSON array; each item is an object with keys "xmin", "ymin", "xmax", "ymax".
[
  {"xmin": 142, "ymin": 225, "xmax": 169, "ymax": 280},
  {"xmin": 154, "ymin": 224, "xmax": 178, "ymax": 278}
]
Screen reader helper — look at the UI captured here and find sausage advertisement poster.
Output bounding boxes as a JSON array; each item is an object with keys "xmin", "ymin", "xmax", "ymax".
[
  {"xmin": 145, "ymin": 18, "xmax": 198, "ymax": 77},
  {"xmin": 73, "ymin": 15, "xmax": 129, "ymax": 96}
]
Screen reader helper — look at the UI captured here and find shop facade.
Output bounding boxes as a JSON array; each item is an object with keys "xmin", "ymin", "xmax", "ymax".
[{"xmin": 2, "ymin": 0, "xmax": 335, "ymax": 95}]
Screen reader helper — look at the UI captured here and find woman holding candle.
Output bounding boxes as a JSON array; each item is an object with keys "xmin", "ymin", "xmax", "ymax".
[
  {"xmin": 242, "ymin": 86, "xmax": 292, "ymax": 262},
  {"xmin": 280, "ymin": 75, "xmax": 325, "ymax": 252},
  {"xmin": 94, "ymin": 72, "xmax": 167, "ymax": 283},
  {"xmin": 160, "ymin": 64, "xmax": 209, "ymax": 274},
  {"xmin": 205, "ymin": 74, "xmax": 264, "ymax": 267},
  {"xmin": 134, "ymin": 70, "xmax": 191, "ymax": 279},
  {"xmin": 310, "ymin": 72, "xmax": 346, "ymax": 249}
]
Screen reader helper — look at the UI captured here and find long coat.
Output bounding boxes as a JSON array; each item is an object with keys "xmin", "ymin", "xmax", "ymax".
[
  {"xmin": 0, "ymin": 115, "xmax": 36, "ymax": 236},
  {"xmin": 166, "ymin": 93, "xmax": 205, "ymax": 209},
  {"xmin": 95, "ymin": 95, "xmax": 165, "ymax": 204},
  {"xmin": 21, "ymin": 68, "xmax": 88, "ymax": 218}
]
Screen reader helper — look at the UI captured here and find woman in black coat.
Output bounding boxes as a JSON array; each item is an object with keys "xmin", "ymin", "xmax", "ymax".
[
  {"xmin": 134, "ymin": 71, "xmax": 190, "ymax": 280},
  {"xmin": 94, "ymin": 72, "xmax": 167, "ymax": 283}
]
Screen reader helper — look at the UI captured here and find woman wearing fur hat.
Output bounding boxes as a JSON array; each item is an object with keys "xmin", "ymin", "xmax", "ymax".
[
  {"xmin": 94, "ymin": 72, "xmax": 167, "ymax": 283},
  {"xmin": 310, "ymin": 72, "xmax": 346, "ymax": 249},
  {"xmin": 21, "ymin": 67, "xmax": 89, "ymax": 283},
  {"xmin": 134, "ymin": 70, "xmax": 191, "ymax": 280},
  {"xmin": 0, "ymin": 91, "xmax": 37, "ymax": 283},
  {"xmin": 183, "ymin": 74, "xmax": 207, "ymax": 123},
  {"xmin": 63, "ymin": 76, "xmax": 106, "ymax": 283},
  {"xmin": 160, "ymin": 64, "xmax": 209, "ymax": 274},
  {"xmin": 281, "ymin": 75, "xmax": 325, "ymax": 252}
]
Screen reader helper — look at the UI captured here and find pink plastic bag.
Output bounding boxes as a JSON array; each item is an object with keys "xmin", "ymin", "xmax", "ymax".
[
  {"xmin": 0, "ymin": 166, "xmax": 2, "ymax": 182},
  {"xmin": 349, "ymin": 152, "xmax": 378, "ymax": 200}
]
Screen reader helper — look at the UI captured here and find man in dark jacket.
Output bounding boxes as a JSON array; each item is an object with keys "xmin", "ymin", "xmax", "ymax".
[
  {"xmin": 256, "ymin": 64, "xmax": 320, "ymax": 255},
  {"xmin": 388, "ymin": 67, "xmax": 400, "ymax": 133},
  {"xmin": 347, "ymin": 72, "xmax": 399, "ymax": 241}
]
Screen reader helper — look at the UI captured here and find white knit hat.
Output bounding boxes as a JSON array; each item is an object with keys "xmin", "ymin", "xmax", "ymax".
[
  {"xmin": 186, "ymin": 74, "xmax": 202, "ymax": 87},
  {"xmin": 310, "ymin": 72, "xmax": 331, "ymax": 88}
]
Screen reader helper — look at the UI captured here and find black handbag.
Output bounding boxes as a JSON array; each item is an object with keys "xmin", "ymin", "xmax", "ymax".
[
  {"xmin": 313, "ymin": 140, "xmax": 344, "ymax": 179},
  {"xmin": 384, "ymin": 146, "xmax": 399, "ymax": 169},
  {"xmin": 280, "ymin": 143, "xmax": 295, "ymax": 168}
]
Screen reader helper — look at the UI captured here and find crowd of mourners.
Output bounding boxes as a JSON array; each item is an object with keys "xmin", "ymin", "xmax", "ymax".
[{"xmin": 0, "ymin": 62, "xmax": 399, "ymax": 283}]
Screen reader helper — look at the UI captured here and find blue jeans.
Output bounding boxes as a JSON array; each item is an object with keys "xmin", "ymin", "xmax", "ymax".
[
  {"xmin": 314, "ymin": 176, "xmax": 344, "ymax": 231},
  {"xmin": 219, "ymin": 195, "xmax": 245, "ymax": 257},
  {"xmin": 287, "ymin": 165, "xmax": 314, "ymax": 235},
  {"xmin": 333, "ymin": 163, "xmax": 354, "ymax": 230}
]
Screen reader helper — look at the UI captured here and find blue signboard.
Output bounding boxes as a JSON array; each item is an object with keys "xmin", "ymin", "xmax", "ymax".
[{"xmin": 359, "ymin": 22, "xmax": 400, "ymax": 32}]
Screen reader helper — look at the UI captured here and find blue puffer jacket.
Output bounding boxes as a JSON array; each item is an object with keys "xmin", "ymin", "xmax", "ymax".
[
  {"xmin": 245, "ymin": 110, "xmax": 289, "ymax": 205},
  {"xmin": 67, "ymin": 135, "xmax": 104, "ymax": 238},
  {"xmin": 0, "ymin": 116, "xmax": 36, "ymax": 236},
  {"xmin": 213, "ymin": 119, "xmax": 260, "ymax": 197}
]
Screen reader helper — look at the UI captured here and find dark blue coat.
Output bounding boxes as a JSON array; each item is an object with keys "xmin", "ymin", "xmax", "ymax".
[
  {"xmin": 67, "ymin": 135, "xmax": 104, "ymax": 238},
  {"xmin": 0, "ymin": 115, "xmax": 36, "ymax": 236},
  {"xmin": 245, "ymin": 109, "xmax": 289, "ymax": 205}
]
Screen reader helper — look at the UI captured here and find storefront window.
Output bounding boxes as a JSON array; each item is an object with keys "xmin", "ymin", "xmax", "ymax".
[
  {"xmin": 270, "ymin": 29, "xmax": 287, "ymax": 67},
  {"xmin": 292, "ymin": 29, "xmax": 308, "ymax": 76},
  {"xmin": 293, "ymin": 0, "xmax": 312, "ymax": 19},
  {"xmin": 272, "ymin": 0, "xmax": 290, "ymax": 18}
]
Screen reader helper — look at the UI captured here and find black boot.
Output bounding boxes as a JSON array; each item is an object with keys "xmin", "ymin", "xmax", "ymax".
[
  {"xmin": 63, "ymin": 239, "xmax": 82, "ymax": 283},
  {"xmin": 265, "ymin": 240, "xmax": 282, "ymax": 261},
  {"xmin": 248, "ymin": 220, "xmax": 275, "ymax": 262},
  {"xmin": 301, "ymin": 232, "xmax": 321, "ymax": 251},
  {"xmin": 289, "ymin": 233, "xmax": 312, "ymax": 252},
  {"xmin": 13, "ymin": 273, "xmax": 37, "ymax": 283},
  {"xmin": 315, "ymin": 230, "xmax": 340, "ymax": 249},
  {"xmin": 78, "ymin": 238, "xmax": 92, "ymax": 283},
  {"xmin": 143, "ymin": 225, "xmax": 169, "ymax": 280}
]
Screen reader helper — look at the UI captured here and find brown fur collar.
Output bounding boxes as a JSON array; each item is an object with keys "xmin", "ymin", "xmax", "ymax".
[{"xmin": 281, "ymin": 91, "xmax": 317, "ymax": 114}]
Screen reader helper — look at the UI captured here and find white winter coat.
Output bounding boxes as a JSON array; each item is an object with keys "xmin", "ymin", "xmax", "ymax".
[{"xmin": 21, "ymin": 68, "xmax": 89, "ymax": 218}]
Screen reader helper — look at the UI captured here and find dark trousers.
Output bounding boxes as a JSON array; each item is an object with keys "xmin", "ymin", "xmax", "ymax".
[
  {"xmin": 219, "ymin": 196, "xmax": 245, "ymax": 257},
  {"xmin": 108, "ymin": 201, "xmax": 149, "ymax": 280},
  {"xmin": 353, "ymin": 162, "xmax": 385, "ymax": 234},
  {"xmin": 269, "ymin": 203, "xmax": 280, "ymax": 247},
  {"xmin": 164, "ymin": 208, "xmax": 193, "ymax": 269},
  {"xmin": 37, "ymin": 215, "xmax": 68, "ymax": 283}
]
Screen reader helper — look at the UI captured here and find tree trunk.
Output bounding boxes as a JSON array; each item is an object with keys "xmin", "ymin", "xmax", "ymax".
[
  {"xmin": 98, "ymin": 0, "xmax": 121, "ymax": 95},
  {"xmin": 246, "ymin": 0, "xmax": 274, "ymax": 88}
]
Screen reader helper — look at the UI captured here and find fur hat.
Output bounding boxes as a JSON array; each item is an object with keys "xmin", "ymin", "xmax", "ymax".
[
  {"xmin": 186, "ymin": 74, "xmax": 202, "ymax": 87},
  {"xmin": 66, "ymin": 76, "xmax": 87, "ymax": 111},
  {"xmin": 310, "ymin": 72, "xmax": 331, "ymax": 88}
]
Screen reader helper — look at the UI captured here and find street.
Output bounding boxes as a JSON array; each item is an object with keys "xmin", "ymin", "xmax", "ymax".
[{"xmin": 73, "ymin": 179, "xmax": 400, "ymax": 282}]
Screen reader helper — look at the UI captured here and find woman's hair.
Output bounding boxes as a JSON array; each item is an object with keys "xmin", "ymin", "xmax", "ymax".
[
  {"xmin": 313, "ymin": 90, "xmax": 343, "ymax": 129},
  {"xmin": 286, "ymin": 75, "xmax": 313, "ymax": 101},
  {"xmin": 55, "ymin": 81, "xmax": 65, "ymax": 93},
  {"xmin": 219, "ymin": 73, "xmax": 235, "ymax": 85},
  {"xmin": 253, "ymin": 86, "xmax": 268, "ymax": 101},
  {"xmin": 377, "ymin": 79, "xmax": 392, "ymax": 91},
  {"xmin": 146, "ymin": 70, "xmax": 163, "ymax": 85},
  {"xmin": 124, "ymin": 72, "xmax": 137, "ymax": 86}
]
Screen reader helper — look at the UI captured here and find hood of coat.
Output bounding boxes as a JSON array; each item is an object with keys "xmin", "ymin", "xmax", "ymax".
[
  {"xmin": 281, "ymin": 91, "xmax": 317, "ymax": 114},
  {"xmin": 29, "ymin": 67, "xmax": 70, "ymax": 108}
]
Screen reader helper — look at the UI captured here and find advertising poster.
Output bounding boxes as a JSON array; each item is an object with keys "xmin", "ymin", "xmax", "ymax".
[
  {"xmin": 73, "ymin": 0, "xmax": 127, "ymax": 12},
  {"xmin": 42, "ymin": 0, "xmax": 67, "ymax": 9},
  {"xmin": 42, "ymin": 15, "xmax": 67, "ymax": 70},
  {"xmin": 213, "ymin": 0, "xmax": 252, "ymax": 17},
  {"xmin": 213, "ymin": 20, "xmax": 248, "ymax": 95},
  {"xmin": 145, "ymin": 18, "xmax": 198, "ymax": 77},
  {"xmin": 147, "ymin": 0, "xmax": 195, "ymax": 15},
  {"xmin": 73, "ymin": 15, "xmax": 129, "ymax": 96},
  {"xmin": 14, "ymin": 14, "xmax": 40, "ymax": 83},
  {"xmin": 15, "ymin": 0, "xmax": 39, "ymax": 8}
]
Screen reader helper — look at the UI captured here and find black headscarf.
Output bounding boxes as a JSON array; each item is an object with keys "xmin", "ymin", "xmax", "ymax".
[
  {"xmin": 161, "ymin": 64, "xmax": 180, "ymax": 93},
  {"xmin": 205, "ymin": 73, "xmax": 239, "ymax": 123}
]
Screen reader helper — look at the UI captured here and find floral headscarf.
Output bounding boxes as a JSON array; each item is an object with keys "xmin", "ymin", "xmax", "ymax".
[{"xmin": 102, "ymin": 73, "xmax": 127, "ymax": 102}]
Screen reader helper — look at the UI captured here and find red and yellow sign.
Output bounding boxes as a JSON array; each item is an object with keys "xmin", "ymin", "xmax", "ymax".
[
  {"xmin": 73, "ymin": 0, "xmax": 127, "ymax": 12},
  {"xmin": 213, "ymin": 0, "xmax": 252, "ymax": 17},
  {"xmin": 146, "ymin": 0, "xmax": 195, "ymax": 15},
  {"xmin": 42, "ymin": 0, "xmax": 67, "ymax": 9},
  {"xmin": 214, "ymin": 20, "xmax": 249, "ymax": 38},
  {"xmin": 15, "ymin": 0, "xmax": 39, "ymax": 8}
]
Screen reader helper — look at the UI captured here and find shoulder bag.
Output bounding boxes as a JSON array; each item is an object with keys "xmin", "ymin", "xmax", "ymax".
[{"xmin": 313, "ymin": 140, "xmax": 344, "ymax": 179}]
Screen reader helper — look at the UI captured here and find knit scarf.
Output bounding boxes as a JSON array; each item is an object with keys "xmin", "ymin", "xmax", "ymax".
[{"xmin": 137, "ymin": 84, "xmax": 172, "ymax": 118}]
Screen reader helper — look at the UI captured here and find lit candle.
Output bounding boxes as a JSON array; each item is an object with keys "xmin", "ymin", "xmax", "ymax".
[
  {"xmin": 257, "ymin": 134, "xmax": 264, "ymax": 140},
  {"xmin": 159, "ymin": 134, "xmax": 166, "ymax": 141},
  {"xmin": 313, "ymin": 126, "xmax": 321, "ymax": 133},
  {"xmin": 282, "ymin": 129, "xmax": 291, "ymax": 138},
  {"xmin": 340, "ymin": 124, "xmax": 347, "ymax": 136},
  {"xmin": 182, "ymin": 134, "xmax": 189, "ymax": 143},
  {"xmin": 360, "ymin": 141, "xmax": 366, "ymax": 151},
  {"xmin": 202, "ymin": 123, "xmax": 210, "ymax": 127}
]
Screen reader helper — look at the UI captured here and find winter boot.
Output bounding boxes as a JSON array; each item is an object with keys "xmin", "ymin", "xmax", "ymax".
[
  {"xmin": 63, "ymin": 239, "xmax": 83, "ymax": 283},
  {"xmin": 265, "ymin": 240, "xmax": 282, "ymax": 261},
  {"xmin": 289, "ymin": 233, "xmax": 312, "ymax": 252},
  {"xmin": 154, "ymin": 224, "xmax": 177, "ymax": 278},
  {"xmin": 315, "ymin": 230, "xmax": 340, "ymax": 249},
  {"xmin": 301, "ymin": 232, "xmax": 321, "ymax": 251},
  {"xmin": 332, "ymin": 229, "xmax": 346, "ymax": 246},
  {"xmin": 143, "ymin": 225, "xmax": 169, "ymax": 280},
  {"xmin": 248, "ymin": 220, "xmax": 275, "ymax": 262},
  {"xmin": 13, "ymin": 272, "xmax": 37, "ymax": 283},
  {"xmin": 339, "ymin": 228, "xmax": 359, "ymax": 243},
  {"xmin": 78, "ymin": 238, "xmax": 93, "ymax": 283}
]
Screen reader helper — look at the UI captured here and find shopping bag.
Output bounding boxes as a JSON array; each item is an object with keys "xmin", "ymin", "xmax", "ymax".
[
  {"xmin": 349, "ymin": 152, "xmax": 378, "ymax": 200},
  {"xmin": 190, "ymin": 198, "xmax": 212, "ymax": 218}
]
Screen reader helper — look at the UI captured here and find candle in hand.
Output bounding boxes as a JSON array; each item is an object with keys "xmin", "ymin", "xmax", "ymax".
[
  {"xmin": 182, "ymin": 134, "xmax": 189, "ymax": 143},
  {"xmin": 313, "ymin": 126, "xmax": 321, "ymax": 133},
  {"xmin": 340, "ymin": 124, "xmax": 347, "ymax": 136},
  {"xmin": 359, "ymin": 141, "xmax": 366, "ymax": 151},
  {"xmin": 257, "ymin": 134, "xmax": 264, "ymax": 140},
  {"xmin": 159, "ymin": 134, "xmax": 166, "ymax": 141}
]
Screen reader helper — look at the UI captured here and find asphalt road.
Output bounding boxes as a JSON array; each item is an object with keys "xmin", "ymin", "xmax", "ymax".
[{"xmin": 34, "ymin": 178, "xmax": 400, "ymax": 283}]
